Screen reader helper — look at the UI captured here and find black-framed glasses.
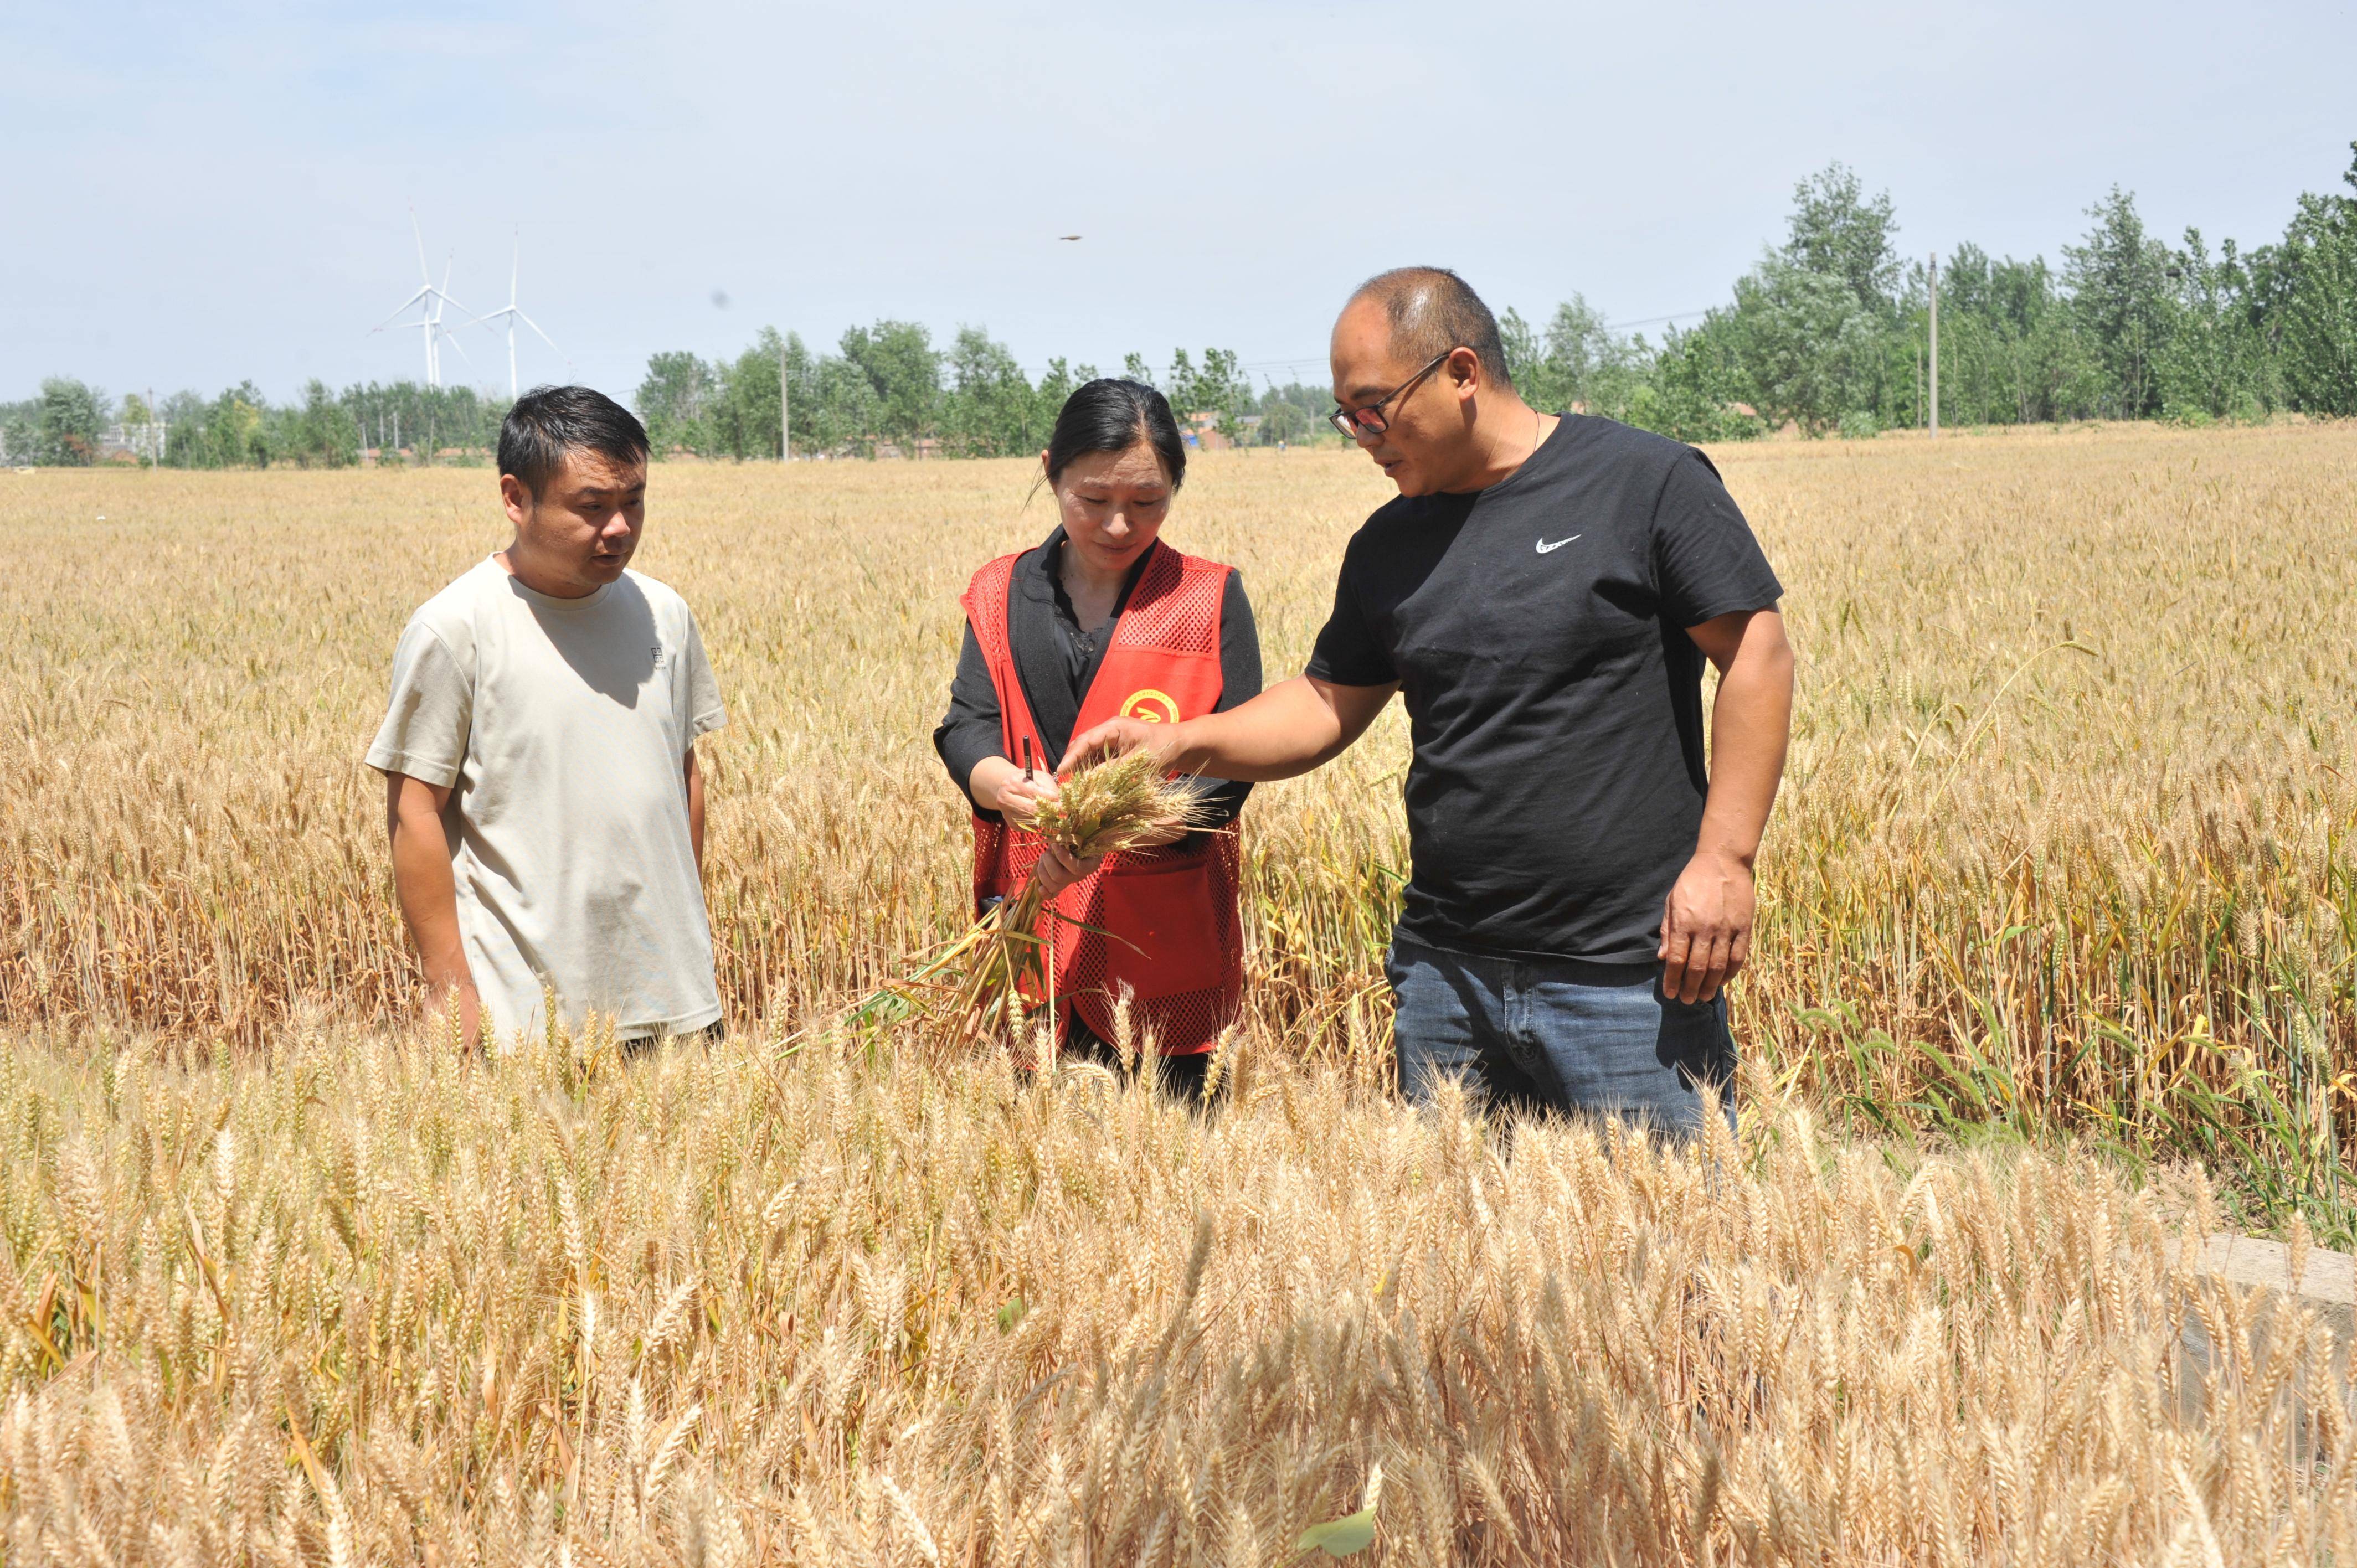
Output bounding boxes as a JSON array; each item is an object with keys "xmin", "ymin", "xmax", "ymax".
[{"xmin": 1328, "ymin": 349, "xmax": 1455, "ymax": 440}]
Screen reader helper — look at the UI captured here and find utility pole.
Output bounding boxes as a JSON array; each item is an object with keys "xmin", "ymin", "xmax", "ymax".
[
  {"xmin": 779, "ymin": 336, "xmax": 791, "ymax": 461},
  {"xmin": 1928, "ymin": 251, "xmax": 1941, "ymax": 439}
]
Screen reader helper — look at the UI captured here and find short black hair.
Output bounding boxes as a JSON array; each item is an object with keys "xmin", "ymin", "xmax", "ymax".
[
  {"xmin": 498, "ymin": 385, "xmax": 650, "ymax": 497},
  {"xmin": 1348, "ymin": 266, "xmax": 1514, "ymax": 391},
  {"xmin": 1043, "ymin": 378, "xmax": 1187, "ymax": 492}
]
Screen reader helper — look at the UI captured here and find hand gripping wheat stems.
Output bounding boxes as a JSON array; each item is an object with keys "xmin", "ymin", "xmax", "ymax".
[{"xmin": 852, "ymin": 750, "xmax": 1216, "ymax": 1054}]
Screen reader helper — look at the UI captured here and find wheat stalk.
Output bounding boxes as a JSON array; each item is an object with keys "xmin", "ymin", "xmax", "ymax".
[{"xmin": 892, "ymin": 750, "xmax": 1217, "ymax": 1053}]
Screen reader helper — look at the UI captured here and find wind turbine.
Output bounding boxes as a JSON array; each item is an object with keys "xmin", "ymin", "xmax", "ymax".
[
  {"xmin": 477, "ymin": 232, "xmax": 569, "ymax": 398},
  {"xmin": 424, "ymin": 253, "xmax": 481, "ymax": 388},
  {"xmin": 370, "ymin": 207, "xmax": 479, "ymax": 388}
]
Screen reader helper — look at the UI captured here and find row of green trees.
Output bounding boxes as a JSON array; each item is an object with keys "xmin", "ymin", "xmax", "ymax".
[
  {"xmin": 631, "ymin": 325, "xmax": 1318, "ymax": 460},
  {"xmin": 11, "ymin": 146, "xmax": 2351, "ymax": 466},
  {"xmin": 1518, "ymin": 146, "xmax": 2357, "ymax": 441},
  {"xmin": 0, "ymin": 341, "xmax": 1316, "ymax": 468},
  {"xmin": 0, "ymin": 378, "xmax": 116, "ymax": 466},
  {"xmin": 0, "ymin": 378, "xmax": 508, "ymax": 470}
]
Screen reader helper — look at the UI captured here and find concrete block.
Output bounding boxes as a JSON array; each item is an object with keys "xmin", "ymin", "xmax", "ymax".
[
  {"xmin": 2200, "ymin": 1233, "xmax": 2356, "ymax": 1329},
  {"xmin": 2171, "ymin": 1232, "xmax": 2354, "ymax": 1457}
]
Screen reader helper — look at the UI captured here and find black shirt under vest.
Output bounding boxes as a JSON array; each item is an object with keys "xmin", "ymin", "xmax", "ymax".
[{"xmin": 934, "ymin": 525, "xmax": 1262, "ymax": 824}]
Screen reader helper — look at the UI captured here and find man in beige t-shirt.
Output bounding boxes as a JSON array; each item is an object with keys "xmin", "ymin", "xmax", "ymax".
[{"xmin": 367, "ymin": 386, "xmax": 726, "ymax": 1046}]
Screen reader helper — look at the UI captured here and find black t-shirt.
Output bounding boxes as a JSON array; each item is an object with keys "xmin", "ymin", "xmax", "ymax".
[{"xmin": 1307, "ymin": 415, "xmax": 1783, "ymax": 964}]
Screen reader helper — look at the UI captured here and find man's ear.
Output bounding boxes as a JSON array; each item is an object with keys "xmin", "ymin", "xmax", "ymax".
[
  {"xmin": 1447, "ymin": 347, "xmax": 1483, "ymax": 403},
  {"xmin": 499, "ymin": 473, "xmax": 532, "ymax": 528}
]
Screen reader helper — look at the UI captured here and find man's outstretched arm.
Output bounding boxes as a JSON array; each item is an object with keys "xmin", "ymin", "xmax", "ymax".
[
  {"xmin": 1061, "ymin": 674, "xmax": 1396, "ymax": 782},
  {"xmin": 383, "ymin": 770, "xmax": 482, "ymax": 1041},
  {"xmin": 1659, "ymin": 608, "xmax": 1795, "ymax": 1005}
]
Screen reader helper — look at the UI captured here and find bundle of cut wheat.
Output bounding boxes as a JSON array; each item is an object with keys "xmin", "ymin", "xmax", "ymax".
[{"xmin": 860, "ymin": 750, "xmax": 1214, "ymax": 1051}]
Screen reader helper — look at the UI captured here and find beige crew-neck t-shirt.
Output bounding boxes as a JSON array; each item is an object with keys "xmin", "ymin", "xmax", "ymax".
[{"xmin": 367, "ymin": 558, "xmax": 727, "ymax": 1044}]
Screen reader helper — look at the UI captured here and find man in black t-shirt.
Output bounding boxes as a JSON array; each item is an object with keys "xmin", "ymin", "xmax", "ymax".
[{"xmin": 1065, "ymin": 267, "xmax": 1794, "ymax": 1135}]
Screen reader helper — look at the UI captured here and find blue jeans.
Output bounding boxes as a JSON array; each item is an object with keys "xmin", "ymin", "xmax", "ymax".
[{"xmin": 1385, "ymin": 935, "xmax": 1738, "ymax": 1138}]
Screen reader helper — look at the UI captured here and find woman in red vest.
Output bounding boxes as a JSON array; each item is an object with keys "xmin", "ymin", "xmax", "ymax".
[{"xmin": 934, "ymin": 379, "xmax": 1261, "ymax": 1098}]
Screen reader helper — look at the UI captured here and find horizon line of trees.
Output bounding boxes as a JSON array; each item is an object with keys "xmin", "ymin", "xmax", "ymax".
[
  {"xmin": 631, "ymin": 330, "xmax": 1330, "ymax": 461},
  {"xmin": 1497, "ymin": 141, "xmax": 2357, "ymax": 442},
  {"xmin": 0, "ymin": 378, "xmax": 509, "ymax": 471},
  {"xmin": 9, "ymin": 145, "xmax": 2352, "ymax": 468}
]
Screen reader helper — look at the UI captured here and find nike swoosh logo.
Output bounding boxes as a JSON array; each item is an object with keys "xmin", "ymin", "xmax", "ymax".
[{"xmin": 1535, "ymin": 534, "xmax": 1582, "ymax": 554}]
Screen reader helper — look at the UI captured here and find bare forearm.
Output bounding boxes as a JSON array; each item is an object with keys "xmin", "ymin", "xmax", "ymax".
[
  {"xmin": 1696, "ymin": 637, "xmax": 1794, "ymax": 866},
  {"xmin": 389, "ymin": 814, "xmax": 469, "ymax": 988},
  {"xmin": 1165, "ymin": 675, "xmax": 1386, "ymax": 783},
  {"xmin": 685, "ymin": 750, "xmax": 707, "ymax": 870}
]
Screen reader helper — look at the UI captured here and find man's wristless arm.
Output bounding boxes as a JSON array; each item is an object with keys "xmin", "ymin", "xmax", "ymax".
[
  {"xmin": 1689, "ymin": 610, "xmax": 1795, "ymax": 866},
  {"xmin": 1165, "ymin": 675, "xmax": 1394, "ymax": 782},
  {"xmin": 384, "ymin": 771, "xmax": 472, "ymax": 993}
]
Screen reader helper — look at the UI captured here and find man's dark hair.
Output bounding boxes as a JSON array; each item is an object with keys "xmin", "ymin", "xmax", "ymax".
[
  {"xmin": 498, "ymin": 385, "xmax": 650, "ymax": 497},
  {"xmin": 1043, "ymin": 378, "xmax": 1188, "ymax": 492},
  {"xmin": 1349, "ymin": 266, "xmax": 1514, "ymax": 391}
]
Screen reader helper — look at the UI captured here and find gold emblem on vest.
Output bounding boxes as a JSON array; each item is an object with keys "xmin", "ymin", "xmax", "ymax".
[{"xmin": 1121, "ymin": 689, "xmax": 1181, "ymax": 724}]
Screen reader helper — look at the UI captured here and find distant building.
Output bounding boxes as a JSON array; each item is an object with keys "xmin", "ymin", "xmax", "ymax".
[
  {"xmin": 1185, "ymin": 411, "xmax": 1236, "ymax": 451},
  {"xmin": 99, "ymin": 424, "xmax": 166, "ymax": 465}
]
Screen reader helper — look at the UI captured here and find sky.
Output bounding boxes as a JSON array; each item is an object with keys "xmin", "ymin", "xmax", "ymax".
[{"xmin": 4, "ymin": 1, "xmax": 2352, "ymax": 406}]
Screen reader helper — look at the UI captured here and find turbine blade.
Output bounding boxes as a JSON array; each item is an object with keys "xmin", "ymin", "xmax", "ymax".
[
  {"xmin": 411, "ymin": 203, "xmax": 430, "ymax": 283},
  {"xmin": 369, "ymin": 287, "xmax": 434, "ymax": 332},
  {"xmin": 517, "ymin": 311, "xmax": 563, "ymax": 355}
]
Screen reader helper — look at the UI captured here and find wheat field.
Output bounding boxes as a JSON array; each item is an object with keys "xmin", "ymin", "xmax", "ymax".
[
  {"xmin": 4, "ymin": 427, "xmax": 2351, "ymax": 1198},
  {"xmin": 2, "ymin": 424, "xmax": 2355, "ymax": 1561},
  {"xmin": 4, "ymin": 1020, "xmax": 2351, "ymax": 1565}
]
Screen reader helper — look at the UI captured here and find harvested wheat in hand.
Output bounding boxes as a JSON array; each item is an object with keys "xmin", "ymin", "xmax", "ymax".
[
  {"xmin": 1028, "ymin": 748, "xmax": 1217, "ymax": 859},
  {"xmin": 873, "ymin": 750, "xmax": 1218, "ymax": 1051}
]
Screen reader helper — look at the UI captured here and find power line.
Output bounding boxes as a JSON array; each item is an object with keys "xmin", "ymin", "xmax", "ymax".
[
  {"xmin": 1599, "ymin": 308, "xmax": 1715, "ymax": 330},
  {"xmin": 1013, "ymin": 306, "xmax": 1722, "ymax": 384},
  {"xmin": 1232, "ymin": 308, "xmax": 1718, "ymax": 376}
]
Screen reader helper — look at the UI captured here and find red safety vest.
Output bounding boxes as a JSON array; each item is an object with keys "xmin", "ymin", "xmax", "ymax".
[{"xmin": 960, "ymin": 540, "xmax": 1244, "ymax": 1055}]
